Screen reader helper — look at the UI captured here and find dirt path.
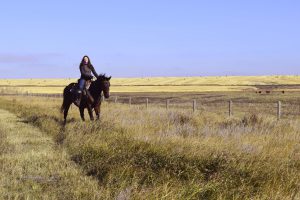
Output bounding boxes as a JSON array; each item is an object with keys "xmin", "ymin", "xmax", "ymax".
[{"xmin": 0, "ymin": 109, "xmax": 101, "ymax": 200}]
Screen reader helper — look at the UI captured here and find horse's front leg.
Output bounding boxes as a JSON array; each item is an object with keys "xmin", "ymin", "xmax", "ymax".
[
  {"xmin": 94, "ymin": 103, "xmax": 101, "ymax": 120},
  {"xmin": 87, "ymin": 104, "xmax": 94, "ymax": 121},
  {"xmin": 79, "ymin": 106, "xmax": 85, "ymax": 121}
]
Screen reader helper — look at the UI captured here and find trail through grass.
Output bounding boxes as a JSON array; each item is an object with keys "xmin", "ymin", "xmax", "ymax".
[{"xmin": 0, "ymin": 109, "xmax": 101, "ymax": 200}]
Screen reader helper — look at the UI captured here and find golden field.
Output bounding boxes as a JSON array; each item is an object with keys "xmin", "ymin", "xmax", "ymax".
[
  {"xmin": 1, "ymin": 76, "xmax": 300, "ymax": 199},
  {"xmin": 1, "ymin": 75, "xmax": 300, "ymax": 93},
  {"xmin": 0, "ymin": 95, "xmax": 300, "ymax": 199}
]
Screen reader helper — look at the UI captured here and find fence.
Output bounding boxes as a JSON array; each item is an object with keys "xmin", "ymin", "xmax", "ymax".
[
  {"xmin": 106, "ymin": 95, "xmax": 290, "ymax": 119},
  {"xmin": 0, "ymin": 92, "xmax": 295, "ymax": 120}
]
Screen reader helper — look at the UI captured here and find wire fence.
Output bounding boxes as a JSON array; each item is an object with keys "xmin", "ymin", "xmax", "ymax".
[{"xmin": 0, "ymin": 91, "xmax": 299, "ymax": 120}]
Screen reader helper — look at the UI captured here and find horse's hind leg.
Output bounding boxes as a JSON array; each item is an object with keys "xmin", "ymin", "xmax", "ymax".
[
  {"xmin": 63, "ymin": 103, "xmax": 71, "ymax": 125},
  {"xmin": 87, "ymin": 105, "xmax": 94, "ymax": 121},
  {"xmin": 79, "ymin": 106, "xmax": 85, "ymax": 121}
]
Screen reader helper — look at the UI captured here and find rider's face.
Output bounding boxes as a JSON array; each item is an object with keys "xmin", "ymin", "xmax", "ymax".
[{"xmin": 84, "ymin": 57, "xmax": 89, "ymax": 63}]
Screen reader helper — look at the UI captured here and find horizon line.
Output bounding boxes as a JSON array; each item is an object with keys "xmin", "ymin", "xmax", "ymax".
[{"xmin": 2, "ymin": 74, "xmax": 300, "ymax": 80}]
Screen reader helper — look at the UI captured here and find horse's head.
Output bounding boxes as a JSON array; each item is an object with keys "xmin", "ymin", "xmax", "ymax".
[{"xmin": 96, "ymin": 74, "xmax": 111, "ymax": 98}]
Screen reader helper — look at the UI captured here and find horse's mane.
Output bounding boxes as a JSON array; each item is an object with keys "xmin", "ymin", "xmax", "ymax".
[
  {"xmin": 89, "ymin": 73, "xmax": 110, "ymax": 100},
  {"xmin": 90, "ymin": 74, "xmax": 110, "ymax": 89},
  {"xmin": 97, "ymin": 74, "xmax": 109, "ymax": 80}
]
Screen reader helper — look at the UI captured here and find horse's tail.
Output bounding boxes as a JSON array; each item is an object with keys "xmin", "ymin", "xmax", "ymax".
[
  {"xmin": 60, "ymin": 88, "xmax": 67, "ymax": 113},
  {"xmin": 60, "ymin": 82, "xmax": 77, "ymax": 114},
  {"xmin": 60, "ymin": 85, "xmax": 71, "ymax": 113},
  {"xmin": 60, "ymin": 101, "xmax": 65, "ymax": 114}
]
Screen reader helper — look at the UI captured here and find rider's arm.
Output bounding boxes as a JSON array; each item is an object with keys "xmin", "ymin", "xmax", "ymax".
[{"xmin": 90, "ymin": 65, "xmax": 99, "ymax": 78}]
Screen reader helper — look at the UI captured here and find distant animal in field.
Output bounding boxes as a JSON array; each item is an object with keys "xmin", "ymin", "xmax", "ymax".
[
  {"xmin": 61, "ymin": 74, "xmax": 111, "ymax": 124},
  {"xmin": 282, "ymin": 90, "xmax": 285, "ymax": 94},
  {"xmin": 266, "ymin": 91, "xmax": 271, "ymax": 94}
]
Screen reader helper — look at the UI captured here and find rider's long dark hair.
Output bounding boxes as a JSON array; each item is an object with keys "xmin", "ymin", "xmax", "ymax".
[{"xmin": 80, "ymin": 55, "xmax": 92, "ymax": 68}]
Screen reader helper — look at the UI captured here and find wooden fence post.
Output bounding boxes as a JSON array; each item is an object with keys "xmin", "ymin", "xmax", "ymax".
[
  {"xmin": 166, "ymin": 99, "xmax": 170, "ymax": 110},
  {"xmin": 193, "ymin": 99, "xmax": 197, "ymax": 112},
  {"xmin": 277, "ymin": 101, "xmax": 281, "ymax": 120},
  {"xmin": 146, "ymin": 98, "xmax": 149, "ymax": 109},
  {"xmin": 229, "ymin": 100, "xmax": 232, "ymax": 117},
  {"xmin": 129, "ymin": 97, "xmax": 132, "ymax": 106},
  {"xmin": 114, "ymin": 96, "xmax": 118, "ymax": 103}
]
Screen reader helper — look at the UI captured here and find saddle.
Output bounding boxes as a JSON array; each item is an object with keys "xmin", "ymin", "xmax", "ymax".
[{"xmin": 70, "ymin": 80, "xmax": 94, "ymax": 104}]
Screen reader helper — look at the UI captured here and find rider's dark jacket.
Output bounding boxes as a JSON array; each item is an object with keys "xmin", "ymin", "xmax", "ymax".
[{"xmin": 80, "ymin": 64, "xmax": 98, "ymax": 80}]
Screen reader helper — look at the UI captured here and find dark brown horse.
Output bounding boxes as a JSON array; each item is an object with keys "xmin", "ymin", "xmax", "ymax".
[{"xmin": 61, "ymin": 74, "xmax": 111, "ymax": 124}]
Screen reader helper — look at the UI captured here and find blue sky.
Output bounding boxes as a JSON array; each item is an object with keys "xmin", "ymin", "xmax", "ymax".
[{"xmin": 0, "ymin": 0, "xmax": 300, "ymax": 78}]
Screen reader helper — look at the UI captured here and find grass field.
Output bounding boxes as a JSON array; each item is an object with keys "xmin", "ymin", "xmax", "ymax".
[
  {"xmin": 0, "ymin": 109, "xmax": 101, "ymax": 199},
  {"xmin": 0, "ymin": 94, "xmax": 299, "ymax": 199},
  {"xmin": 2, "ymin": 75, "xmax": 300, "ymax": 93}
]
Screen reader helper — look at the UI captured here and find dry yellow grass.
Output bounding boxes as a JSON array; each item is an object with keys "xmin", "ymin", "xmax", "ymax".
[
  {"xmin": 1, "ymin": 75, "xmax": 300, "ymax": 93},
  {"xmin": 0, "ymin": 109, "xmax": 101, "ymax": 199},
  {"xmin": 0, "ymin": 95, "xmax": 299, "ymax": 199}
]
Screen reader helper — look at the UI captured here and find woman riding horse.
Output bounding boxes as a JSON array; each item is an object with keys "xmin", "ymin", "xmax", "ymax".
[
  {"xmin": 61, "ymin": 55, "xmax": 111, "ymax": 124},
  {"xmin": 75, "ymin": 55, "xmax": 99, "ymax": 106}
]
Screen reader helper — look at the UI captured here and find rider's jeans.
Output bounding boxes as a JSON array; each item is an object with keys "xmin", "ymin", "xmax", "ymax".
[{"xmin": 79, "ymin": 79, "xmax": 86, "ymax": 91}]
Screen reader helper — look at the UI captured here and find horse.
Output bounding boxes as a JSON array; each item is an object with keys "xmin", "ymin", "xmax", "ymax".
[{"xmin": 61, "ymin": 74, "xmax": 111, "ymax": 124}]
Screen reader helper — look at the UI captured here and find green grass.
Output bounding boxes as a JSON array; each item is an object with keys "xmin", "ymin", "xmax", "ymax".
[{"xmin": 0, "ymin": 95, "xmax": 300, "ymax": 199}]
